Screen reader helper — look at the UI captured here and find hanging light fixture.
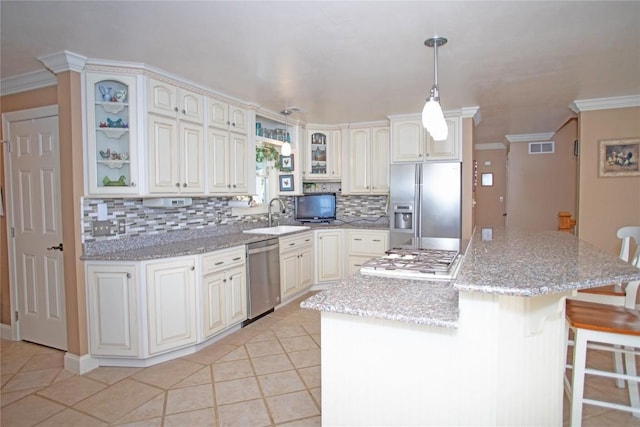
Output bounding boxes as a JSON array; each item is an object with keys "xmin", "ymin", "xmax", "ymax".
[
  {"xmin": 422, "ymin": 36, "xmax": 448, "ymax": 141},
  {"xmin": 280, "ymin": 109, "xmax": 292, "ymax": 156}
]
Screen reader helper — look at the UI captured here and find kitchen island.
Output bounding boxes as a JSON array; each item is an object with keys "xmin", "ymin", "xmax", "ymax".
[{"xmin": 301, "ymin": 227, "xmax": 640, "ymax": 426}]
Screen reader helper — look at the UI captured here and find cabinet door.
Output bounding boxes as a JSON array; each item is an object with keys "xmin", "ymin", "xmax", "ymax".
[
  {"xmin": 280, "ymin": 250, "xmax": 300, "ymax": 300},
  {"xmin": 146, "ymin": 258, "xmax": 197, "ymax": 355},
  {"xmin": 229, "ymin": 132, "xmax": 248, "ymax": 193},
  {"xmin": 306, "ymin": 130, "xmax": 331, "ymax": 180},
  {"xmin": 208, "ymin": 98, "xmax": 229, "ymax": 130},
  {"xmin": 425, "ymin": 117, "xmax": 459, "ymax": 161},
  {"xmin": 370, "ymin": 127, "xmax": 390, "ymax": 193},
  {"xmin": 179, "ymin": 88, "xmax": 204, "ymax": 124},
  {"xmin": 228, "ymin": 105, "xmax": 248, "ymax": 134},
  {"xmin": 147, "ymin": 78, "xmax": 177, "ymax": 117},
  {"xmin": 86, "ymin": 73, "xmax": 139, "ymax": 195},
  {"xmin": 348, "ymin": 128, "xmax": 371, "ymax": 194},
  {"xmin": 391, "ymin": 120, "xmax": 425, "ymax": 163},
  {"xmin": 180, "ymin": 121, "xmax": 205, "ymax": 193},
  {"xmin": 316, "ymin": 231, "xmax": 343, "ymax": 283},
  {"xmin": 202, "ymin": 272, "xmax": 225, "ymax": 339},
  {"xmin": 87, "ymin": 264, "xmax": 139, "ymax": 357},
  {"xmin": 299, "ymin": 246, "xmax": 314, "ymax": 289},
  {"xmin": 225, "ymin": 266, "xmax": 247, "ymax": 326},
  {"xmin": 148, "ymin": 114, "xmax": 179, "ymax": 193},
  {"xmin": 207, "ymin": 127, "xmax": 230, "ymax": 193},
  {"xmin": 331, "ymin": 129, "xmax": 342, "ymax": 179}
]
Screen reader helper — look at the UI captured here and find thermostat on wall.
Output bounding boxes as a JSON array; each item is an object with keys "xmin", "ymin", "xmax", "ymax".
[{"xmin": 142, "ymin": 198, "xmax": 193, "ymax": 208}]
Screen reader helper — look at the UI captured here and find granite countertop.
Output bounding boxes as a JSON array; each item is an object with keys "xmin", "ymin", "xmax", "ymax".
[
  {"xmin": 301, "ymin": 227, "xmax": 640, "ymax": 327},
  {"xmin": 82, "ymin": 221, "xmax": 389, "ymax": 261}
]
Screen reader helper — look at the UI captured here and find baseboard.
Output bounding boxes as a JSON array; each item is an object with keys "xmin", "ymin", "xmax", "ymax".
[
  {"xmin": 64, "ymin": 352, "xmax": 100, "ymax": 374},
  {"xmin": 1, "ymin": 323, "xmax": 14, "ymax": 340}
]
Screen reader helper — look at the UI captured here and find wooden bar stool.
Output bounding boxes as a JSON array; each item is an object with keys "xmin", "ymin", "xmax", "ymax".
[{"xmin": 565, "ymin": 298, "xmax": 640, "ymax": 426}]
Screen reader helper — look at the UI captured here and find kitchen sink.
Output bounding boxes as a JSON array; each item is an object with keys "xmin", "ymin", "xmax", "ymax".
[{"xmin": 243, "ymin": 225, "xmax": 311, "ymax": 235}]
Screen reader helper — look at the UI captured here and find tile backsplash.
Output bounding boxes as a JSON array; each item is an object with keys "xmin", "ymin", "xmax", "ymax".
[{"xmin": 82, "ymin": 194, "xmax": 388, "ymax": 243}]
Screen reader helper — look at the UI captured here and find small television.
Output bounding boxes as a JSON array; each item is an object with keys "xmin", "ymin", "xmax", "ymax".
[{"xmin": 295, "ymin": 193, "xmax": 337, "ymax": 223}]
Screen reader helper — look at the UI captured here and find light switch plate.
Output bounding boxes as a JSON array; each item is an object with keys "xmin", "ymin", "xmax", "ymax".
[{"xmin": 92, "ymin": 220, "xmax": 113, "ymax": 237}]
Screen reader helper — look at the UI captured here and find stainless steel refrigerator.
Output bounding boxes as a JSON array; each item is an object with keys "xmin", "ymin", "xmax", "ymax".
[{"xmin": 389, "ymin": 162, "xmax": 462, "ymax": 250}]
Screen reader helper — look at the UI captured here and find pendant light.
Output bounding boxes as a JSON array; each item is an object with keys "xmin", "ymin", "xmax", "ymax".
[
  {"xmin": 280, "ymin": 109, "xmax": 292, "ymax": 156},
  {"xmin": 422, "ymin": 36, "xmax": 448, "ymax": 141}
]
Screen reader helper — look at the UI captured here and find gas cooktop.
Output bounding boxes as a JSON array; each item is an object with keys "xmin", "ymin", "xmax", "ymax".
[{"xmin": 359, "ymin": 248, "xmax": 462, "ymax": 281}]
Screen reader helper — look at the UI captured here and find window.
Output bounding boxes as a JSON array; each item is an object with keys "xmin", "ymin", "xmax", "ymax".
[
  {"xmin": 528, "ymin": 141, "xmax": 555, "ymax": 154},
  {"xmin": 255, "ymin": 143, "xmax": 281, "ymax": 205}
]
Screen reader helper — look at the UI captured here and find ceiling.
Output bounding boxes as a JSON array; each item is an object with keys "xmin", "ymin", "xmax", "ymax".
[{"xmin": 1, "ymin": 1, "xmax": 639, "ymax": 144}]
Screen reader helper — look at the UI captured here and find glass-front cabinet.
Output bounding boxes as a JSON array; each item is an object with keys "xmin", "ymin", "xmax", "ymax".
[
  {"xmin": 304, "ymin": 128, "xmax": 341, "ymax": 181},
  {"xmin": 86, "ymin": 72, "xmax": 139, "ymax": 195}
]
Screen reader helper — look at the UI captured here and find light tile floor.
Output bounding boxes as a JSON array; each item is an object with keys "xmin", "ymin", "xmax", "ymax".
[
  {"xmin": 1, "ymin": 293, "xmax": 320, "ymax": 427},
  {"xmin": 1, "ymin": 291, "xmax": 639, "ymax": 426}
]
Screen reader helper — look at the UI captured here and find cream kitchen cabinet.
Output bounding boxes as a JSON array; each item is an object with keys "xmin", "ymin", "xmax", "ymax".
[
  {"xmin": 346, "ymin": 229, "xmax": 389, "ymax": 275},
  {"xmin": 147, "ymin": 77, "xmax": 204, "ymax": 124},
  {"xmin": 208, "ymin": 98, "xmax": 248, "ymax": 134},
  {"xmin": 303, "ymin": 128, "xmax": 341, "ymax": 181},
  {"xmin": 201, "ymin": 246, "xmax": 247, "ymax": 339},
  {"xmin": 147, "ymin": 114, "xmax": 205, "ymax": 194},
  {"xmin": 207, "ymin": 127, "xmax": 248, "ymax": 194},
  {"xmin": 315, "ymin": 229, "xmax": 344, "ymax": 283},
  {"xmin": 86, "ymin": 263, "xmax": 140, "ymax": 357},
  {"xmin": 146, "ymin": 257, "xmax": 197, "ymax": 355},
  {"xmin": 280, "ymin": 232, "xmax": 314, "ymax": 301},
  {"xmin": 86, "ymin": 72, "xmax": 141, "ymax": 195},
  {"xmin": 346, "ymin": 126, "xmax": 390, "ymax": 195},
  {"xmin": 390, "ymin": 116, "xmax": 459, "ymax": 163}
]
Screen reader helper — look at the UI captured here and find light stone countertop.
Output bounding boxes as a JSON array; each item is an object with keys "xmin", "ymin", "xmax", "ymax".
[
  {"xmin": 301, "ymin": 227, "xmax": 640, "ymax": 327},
  {"xmin": 82, "ymin": 221, "xmax": 389, "ymax": 261}
]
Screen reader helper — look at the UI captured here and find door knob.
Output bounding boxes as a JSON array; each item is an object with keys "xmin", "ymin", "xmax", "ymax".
[{"xmin": 47, "ymin": 243, "xmax": 63, "ymax": 251}]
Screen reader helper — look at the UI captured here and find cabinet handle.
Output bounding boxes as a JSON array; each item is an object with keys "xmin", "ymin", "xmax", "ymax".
[
  {"xmin": 232, "ymin": 257, "xmax": 242, "ymax": 261},
  {"xmin": 373, "ymin": 239, "xmax": 381, "ymax": 242},
  {"xmin": 354, "ymin": 238, "xmax": 362, "ymax": 241},
  {"xmin": 289, "ymin": 243, "xmax": 296, "ymax": 246},
  {"xmin": 305, "ymin": 239, "xmax": 310, "ymax": 242},
  {"xmin": 215, "ymin": 261, "xmax": 224, "ymax": 266},
  {"xmin": 126, "ymin": 273, "xmax": 131, "ymax": 279}
]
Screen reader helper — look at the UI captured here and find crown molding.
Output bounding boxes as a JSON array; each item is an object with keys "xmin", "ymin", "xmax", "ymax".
[
  {"xmin": 475, "ymin": 143, "xmax": 506, "ymax": 151},
  {"xmin": 38, "ymin": 50, "xmax": 87, "ymax": 74},
  {"xmin": 0, "ymin": 69, "xmax": 57, "ymax": 96},
  {"xmin": 505, "ymin": 133, "xmax": 555, "ymax": 143},
  {"xmin": 460, "ymin": 106, "xmax": 481, "ymax": 126},
  {"xmin": 569, "ymin": 95, "xmax": 640, "ymax": 113}
]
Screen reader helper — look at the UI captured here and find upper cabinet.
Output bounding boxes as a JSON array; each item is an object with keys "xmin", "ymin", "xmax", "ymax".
[
  {"xmin": 390, "ymin": 116, "xmax": 460, "ymax": 163},
  {"xmin": 146, "ymin": 78, "xmax": 205, "ymax": 194},
  {"xmin": 303, "ymin": 128, "xmax": 341, "ymax": 181},
  {"xmin": 345, "ymin": 126, "xmax": 390, "ymax": 195},
  {"xmin": 86, "ymin": 72, "xmax": 141, "ymax": 196},
  {"xmin": 147, "ymin": 78, "xmax": 204, "ymax": 124},
  {"xmin": 208, "ymin": 98, "xmax": 248, "ymax": 134}
]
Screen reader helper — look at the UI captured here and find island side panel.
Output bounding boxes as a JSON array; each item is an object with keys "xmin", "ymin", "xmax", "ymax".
[{"xmin": 320, "ymin": 291, "xmax": 568, "ymax": 426}]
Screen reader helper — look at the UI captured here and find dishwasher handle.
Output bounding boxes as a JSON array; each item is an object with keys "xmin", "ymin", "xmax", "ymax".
[{"xmin": 247, "ymin": 242, "xmax": 279, "ymax": 255}]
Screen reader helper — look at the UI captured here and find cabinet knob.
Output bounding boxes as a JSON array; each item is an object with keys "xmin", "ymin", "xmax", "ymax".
[
  {"xmin": 175, "ymin": 183, "xmax": 180, "ymax": 187},
  {"xmin": 126, "ymin": 273, "xmax": 132, "ymax": 279},
  {"xmin": 233, "ymin": 184, "xmax": 236, "ymax": 188},
  {"xmin": 227, "ymin": 184, "xmax": 231, "ymax": 188},
  {"xmin": 130, "ymin": 182, "xmax": 136, "ymax": 187},
  {"xmin": 190, "ymin": 266, "xmax": 195, "ymax": 271},
  {"xmin": 223, "ymin": 278, "xmax": 227, "ymax": 282},
  {"xmin": 226, "ymin": 121, "xmax": 230, "ymax": 125},
  {"xmin": 183, "ymin": 183, "xmax": 187, "ymax": 187},
  {"xmin": 182, "ymin": 109, "xmax": 186, "ymax": 114},
  {"xmin": 174, "ymin": 107, "xmax": 179, "ymax": 112}
]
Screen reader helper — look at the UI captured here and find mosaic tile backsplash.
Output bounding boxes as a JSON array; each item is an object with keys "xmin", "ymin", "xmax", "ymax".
[{"xmin": 82, "ymin": 194, "xmax": 389, "ymax": 244}]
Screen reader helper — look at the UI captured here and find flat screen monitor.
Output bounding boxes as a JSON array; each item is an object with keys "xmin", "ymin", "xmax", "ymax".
[{"xmin": 294, "ymin": 193, "xmax": 337, "ymax": 223}]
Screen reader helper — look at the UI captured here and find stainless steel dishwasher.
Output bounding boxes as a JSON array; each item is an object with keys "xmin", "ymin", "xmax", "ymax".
[{"xmin": 245, "ymin": 238, "xmax": 281, "ymax": 325}]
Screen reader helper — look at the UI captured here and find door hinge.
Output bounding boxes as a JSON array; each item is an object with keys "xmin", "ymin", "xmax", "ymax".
[
  {"xmin": 11, "ymin": 227, "xmax": 15, "ymax": 238},
  {"xmin": 14, "ymin": 311, "xmax": 18, "ymax": 321}
]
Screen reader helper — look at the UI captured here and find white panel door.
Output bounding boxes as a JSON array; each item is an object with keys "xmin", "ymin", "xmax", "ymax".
[
  {"xmin": 201, "ymin": 272, "xmax": 225, "ymax": 339},
  {"xmin": 147, "ymin": 78, "xmax": 177, "ymax": 117},
  {"xmin": 6, "ymin": 113, "xmax": 67, "ymax": 350},
  {"xmin": 225, "ymin": 266, "xmax": 247, "ymax": 326}
]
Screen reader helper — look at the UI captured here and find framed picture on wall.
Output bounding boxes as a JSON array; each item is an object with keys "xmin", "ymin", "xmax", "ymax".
[
  {"xmin": 599, "ymin": 138, "xmax": 640, "ymax": 177},
  {"xmin": 279, "ymin": 174, "xmax": 294, "ymax": 191},
  {"xmin": 280, "ymin": 155, "xmax": 294, "ymax": 172}
]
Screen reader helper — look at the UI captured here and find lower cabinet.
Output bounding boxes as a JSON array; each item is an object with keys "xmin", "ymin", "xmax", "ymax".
[
  {"xmin": 346, "ymin": 230, "xmax": 389, "ymax": 275},
  {"xmin": 87, "ymin": 263, "xmax": 140, "ymax": 357},
  {"xmin": 315, "ymin": 229, "xmax": 344, "ymax": 283},
  {"xmin": 280, "ymin": 232, "xmax": 313, "ymax": 301},
  {"xmin": 201, "ymin": 246, "xmax": 247, "ymax": 339},
  {"xmin": 146, "ymin": 257, "xmax": 197, "ymax": 355}
]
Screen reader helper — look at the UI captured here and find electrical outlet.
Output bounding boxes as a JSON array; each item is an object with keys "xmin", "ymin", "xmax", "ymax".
[
  {"xmin": 92, "ymin": 220, "xmax": 114, "ymax": 237},
  {"xmin": 117, "ymin": 219, "xmax": 126, "ymax": 234}
]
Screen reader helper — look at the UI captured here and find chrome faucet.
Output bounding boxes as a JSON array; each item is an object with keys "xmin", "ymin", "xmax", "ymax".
[{"xmin": 268, "ymin": 197, "xmax": 286, "ymax": 227}]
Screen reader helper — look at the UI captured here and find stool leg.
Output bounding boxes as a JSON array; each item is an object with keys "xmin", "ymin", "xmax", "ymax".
[
  {"xmin": 614, "ymin": 345, "xmax": 625, "ymax": 388},
  {"xmin": 624, "ymin": 348, "xmax": 640, "ymax": 418},
  {"xmin": 571, "ymin": 329, "xmax": 588, "ymax": 427}
]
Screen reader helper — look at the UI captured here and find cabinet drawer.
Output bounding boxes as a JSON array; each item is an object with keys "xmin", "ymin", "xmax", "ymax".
[
  {"xmin": 347, "ymin": 231, "xmax": 388, "ymax": 256},
  {"xmin": 202, "ymin": 246, "xmax": 245, "ymax": 275},
  {"xmin": 279, "ymin": 232, "xmax": 313, "ymax": 253}
]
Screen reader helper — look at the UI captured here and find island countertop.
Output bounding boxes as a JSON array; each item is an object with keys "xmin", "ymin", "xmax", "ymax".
[{"xmin": 301, "ymin": 227, "xmax": 640, "ymax": 327}]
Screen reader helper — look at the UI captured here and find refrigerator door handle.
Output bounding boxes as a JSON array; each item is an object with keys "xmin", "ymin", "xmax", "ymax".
[{"xmin": 415, "ymin": 164, "xmax": 422, "ymax": 248}]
